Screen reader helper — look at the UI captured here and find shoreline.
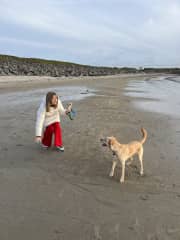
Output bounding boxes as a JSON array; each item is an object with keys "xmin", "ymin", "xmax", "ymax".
[{"xmin": 0, "ymin": 73, "xmax": 164, "ymax": 94}]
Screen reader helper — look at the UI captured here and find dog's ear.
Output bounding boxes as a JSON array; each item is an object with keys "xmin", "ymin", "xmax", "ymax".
[
  {"xmin": 107, "ymin": 137, "xmax": 112, "ymax": 147},
  {"xmin": 107, "ymin": 137, "xmax": 116, "ymax": 148}
]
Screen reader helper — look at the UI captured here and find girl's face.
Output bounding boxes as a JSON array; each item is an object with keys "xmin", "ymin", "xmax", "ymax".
[{"xmin": 51, "ymin": 95, "xmax": 58, "ymax": 106}]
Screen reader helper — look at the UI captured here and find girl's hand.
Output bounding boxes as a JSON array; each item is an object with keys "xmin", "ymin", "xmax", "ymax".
[
  {"xmin": 66, "ymin": 102, "xmax": 72, "ymax": 113},
  {"xmin": 35, "ymin": 136, "xmax": 42, "ymax": 143}
]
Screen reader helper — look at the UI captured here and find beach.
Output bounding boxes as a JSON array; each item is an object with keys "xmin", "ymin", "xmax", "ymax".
[{"xmin": 0, "ymin": 74, "xmax": 180, "ymax": 240}]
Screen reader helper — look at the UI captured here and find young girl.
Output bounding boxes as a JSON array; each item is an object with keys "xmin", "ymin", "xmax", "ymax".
[{"xmin": 35, "ymin": 91, "xmax": 72, "ymax": 151}]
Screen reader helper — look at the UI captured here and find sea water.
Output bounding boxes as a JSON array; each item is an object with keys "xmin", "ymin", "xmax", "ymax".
[{"xmin": 124, "ymin": 75, "xmax": 180, "ymax": 118}]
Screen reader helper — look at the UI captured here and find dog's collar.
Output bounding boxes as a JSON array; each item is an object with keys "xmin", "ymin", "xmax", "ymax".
[{"xmin": 112, "ymin": 151, "xmax": 116, "ymax": 156}]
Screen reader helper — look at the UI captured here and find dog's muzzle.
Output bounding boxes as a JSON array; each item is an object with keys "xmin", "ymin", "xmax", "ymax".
[{"xmin": 100, "ymin": 138, "xmax": 107, "ymax": 147}]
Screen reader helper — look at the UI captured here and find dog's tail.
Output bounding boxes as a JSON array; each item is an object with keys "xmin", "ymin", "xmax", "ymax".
[{"xmin": 140, "ymin": 128, "xmax": 147, "ymax": 144}]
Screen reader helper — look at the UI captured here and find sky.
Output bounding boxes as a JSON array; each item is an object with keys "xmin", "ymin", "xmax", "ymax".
[{"xmin": 0, "ymin": 0, "xmax": 180, "ymax": 67}]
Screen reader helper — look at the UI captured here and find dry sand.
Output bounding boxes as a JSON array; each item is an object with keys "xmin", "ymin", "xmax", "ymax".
[{"xmin": 0, "ymin": 74, "xmax": 180, "ymax": 240}]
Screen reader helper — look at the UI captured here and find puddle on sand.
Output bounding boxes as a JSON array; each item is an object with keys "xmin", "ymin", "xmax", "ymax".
[
  {"xmin": 0, "ymin": 86, "xmax": 96, "ymax": 107},
  {"xmin": 124, "ymin": 75, "xmax": 180, "ymax": 118}
]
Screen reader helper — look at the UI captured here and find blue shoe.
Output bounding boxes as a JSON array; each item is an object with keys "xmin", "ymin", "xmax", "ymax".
[{"xmin": 56, "ymin": 146, "xmax": 65, "ymax": 152}]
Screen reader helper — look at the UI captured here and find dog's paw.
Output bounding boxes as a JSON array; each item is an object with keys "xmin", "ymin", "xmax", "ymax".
[
  {"xmin": 120, "ymin": 178, "xmax": 124, "ymax": 183},
  {"xmin": 109, "ymin": 172, "xmax": 114, "ymax": 177}
]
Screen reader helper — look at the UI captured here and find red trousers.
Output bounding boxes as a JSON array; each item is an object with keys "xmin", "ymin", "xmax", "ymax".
[{"xmin": 42, "ymin": 122, "xmax": 63, "ymax": 147}]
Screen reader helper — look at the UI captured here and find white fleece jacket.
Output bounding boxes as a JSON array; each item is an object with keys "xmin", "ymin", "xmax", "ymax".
[{"xmin": 36, "ymin": 96, "xmax": 66, "ymax": 136}]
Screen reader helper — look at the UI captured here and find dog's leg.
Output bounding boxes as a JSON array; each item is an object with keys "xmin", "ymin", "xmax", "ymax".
[
  {"xmin": 109, "ymin": 160, "xmax": 117, "ymax": 177},
  {"xmin": 126, "ymin": 157, "xmax": 133, "ymax": 166},
  {"xmin": 126, "ymin": 157, "xmax": 133, "ymax": 177},
  {"xmin": 138, "ymin": 147, "xmax": 144, "ymax": 175},
  {"xmin": 120, "ymin": 160, "xmax": 125, "ymax": 183}
]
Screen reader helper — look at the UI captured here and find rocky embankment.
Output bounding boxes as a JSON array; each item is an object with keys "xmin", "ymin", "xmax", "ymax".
[
  {"xmin": 0, "ymin": 55, "xmax": 137, "ymax": 77},
  {"xmin": 1, "ymin": 55, "xmax": 180, "ymax": 77}
]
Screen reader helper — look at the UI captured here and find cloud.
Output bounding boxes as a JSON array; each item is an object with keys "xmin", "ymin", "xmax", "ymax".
[
  {"xmin": 0, "ymin": 0, "xmax": 180, "ymax": 66},
  {"xmin": 0, "ymin": 36, "xmax": 59, "ymax": 49}
]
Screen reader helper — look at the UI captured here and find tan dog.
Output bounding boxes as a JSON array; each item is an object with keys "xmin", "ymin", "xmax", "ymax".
[{"xmin": 100, "ymin": 128, "xmax": 147, "ymax": 183}]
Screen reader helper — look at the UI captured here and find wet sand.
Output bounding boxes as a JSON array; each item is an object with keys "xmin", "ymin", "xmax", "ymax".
[{"xmin": 0, "ymin": 74, "xmax": 180, "ymax": 240}]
